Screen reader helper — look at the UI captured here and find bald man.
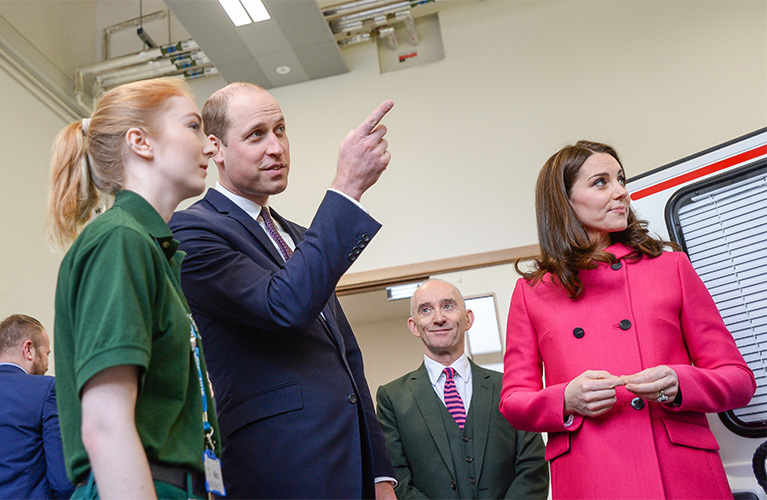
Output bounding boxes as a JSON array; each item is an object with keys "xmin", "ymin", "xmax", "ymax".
[{"xmin": 376, "ymin": 280, "xmax": 548, "ymax": 499}]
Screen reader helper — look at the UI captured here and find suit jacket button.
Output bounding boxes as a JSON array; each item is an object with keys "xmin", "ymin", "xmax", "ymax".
[
  {"xmin": 469, "ymin": 478, "xmax": 476, "ymax": 485},
  {"xmin": 611, "ymin": 261, "xmax": 622, "ymax": 270},
  {"xmin": 631, "ymin": 397, "xmax": 645, "ymax": 410},
  {"xmin": 462, "ymin": 436, "xmax": 469, "ymax": 442},
  {"xmin": 450, "ymin": 480, "xmax": 456, "ymax": 490},
  {"xmin": 465, "ymin": 456, "xmax": 473, "ymax": 463},
  {"xmin": 361, "ymin": 233, "xmax": 370, "ymax": 242},
  {"xmin": 358, "ymin": 240, "xmax": 367, "ymax": 248},
  {"xmin": 348, "ymin": 393, "xmax": 357, "ymax": 404},
  {"xmin": 573, "ymin": 327, "xmax": 585, "ymax": 339},
  {"xmin": 348, "ymin": 253, "xmax": 357, "ymax": 262},
  {"xmin": 619, "ymin": 319, "xmax": 632, "ymax": 330},
  {"xmin": 353, "ymin": 247, "xmax": 362, "ymax": 255}
]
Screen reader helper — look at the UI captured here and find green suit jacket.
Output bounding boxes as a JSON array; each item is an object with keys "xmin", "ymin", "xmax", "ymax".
[{"xmin": 376, "ymin": 360, "xmax": 548, "ymax": 499}]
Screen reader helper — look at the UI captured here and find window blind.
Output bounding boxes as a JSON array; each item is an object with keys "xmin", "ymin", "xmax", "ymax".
[{"xmin": 672, "ymin": 165, "xmax": 767, "ymax": 425}]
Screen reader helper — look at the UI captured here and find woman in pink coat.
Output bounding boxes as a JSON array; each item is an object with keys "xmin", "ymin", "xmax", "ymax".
[{"xmin": 499, "ymin": 141, "xmax": 756, "ymax": 499}]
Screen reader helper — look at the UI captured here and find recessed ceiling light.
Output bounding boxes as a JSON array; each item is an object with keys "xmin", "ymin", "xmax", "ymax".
[
  {"xmin": 276, "ymin": 65, "xmax": 291, "ymax": 75},
  {"xmin": 241, "ymin": 0, "xmax": 271, "ymax": 23},
  {"xmin": 218, "ymin": 0, "xmax": 270, "ymax": 27},
  {"xmin": 386, "ymin": 282, "xmax": 423, "ymax": 301}
]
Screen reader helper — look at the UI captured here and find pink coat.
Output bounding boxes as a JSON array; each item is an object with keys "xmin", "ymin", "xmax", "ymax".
[{"xmin": 500, "ymin": 243, "xmax": 755, "ymax": 499}]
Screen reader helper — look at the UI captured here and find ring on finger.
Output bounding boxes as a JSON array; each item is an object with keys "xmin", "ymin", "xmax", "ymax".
[{"xmin": 656, "ymin": 390, "xmax": 669, "ymax": 403}]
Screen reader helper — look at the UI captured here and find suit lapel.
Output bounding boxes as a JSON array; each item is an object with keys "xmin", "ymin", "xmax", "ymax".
[
  {"xmin": 270, "ymin": 207, "xmax": 304, "ymax": 247},
  {"xmin": 270, "ymin": 206, "xmax": 348, "ymax": 355},
  {"xmin": 409, "ymin": 364, "xmax": 455, "ymax": 476},
  {"xmin": 204, "ymin": 189, "xmax": 285, "ymax": 265},
  {"xmin": 205, "ymin": 191, "xmax": 349, "ymax": 357},
  {"xmin": 468, "ymin": 361, "xmax": 493, "ymax": 481}
]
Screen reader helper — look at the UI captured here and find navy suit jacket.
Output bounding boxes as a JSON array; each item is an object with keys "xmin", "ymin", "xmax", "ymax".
[
  {"xmin": 169, "ymin": 189, "xmax": 394, "ymax": 499},
  {"xmin": 0, "ymin": 364, "xmax": 74, "ymax": 499}
]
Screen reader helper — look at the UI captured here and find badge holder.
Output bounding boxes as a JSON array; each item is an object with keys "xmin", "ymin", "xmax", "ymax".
[{"xmin": 189, "ymin": 314, "xmax": 226, "ymax": 498}]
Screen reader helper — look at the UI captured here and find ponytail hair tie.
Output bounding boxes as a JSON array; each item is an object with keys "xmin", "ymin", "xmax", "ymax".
[{"xmin": 81, "ymin": 118, "xmax": 91, "ymax": 136}]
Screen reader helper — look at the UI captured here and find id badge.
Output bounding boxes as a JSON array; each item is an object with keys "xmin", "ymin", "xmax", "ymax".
[{"xmin": 203, "ymin": 449, "xmax": 226, "ymax": 496}]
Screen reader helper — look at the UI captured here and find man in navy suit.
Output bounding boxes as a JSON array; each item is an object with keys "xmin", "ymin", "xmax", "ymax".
[
  {"xmin": 0, "ymin": 314, "xmax": 74, "ymax": 499},
  {"xmin": 169, "ymin": 82, "xmax": 396, "ymax": 499}
]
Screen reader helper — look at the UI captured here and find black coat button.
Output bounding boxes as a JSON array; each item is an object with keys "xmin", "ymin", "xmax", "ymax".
[
  {"xmin": 611, "ymin": 261, "xmax": 622, "ymax": 270},
  {"xmin": 361, "ymin": 233, "xmax": 370, "ymax": 242},
  {"xmin": 462, "ymin": 436, "xmax": 470, "ymax": 442},
  {"xmin": 465, "ymin": 456, "xmax": 473, "ymax": 463},
  {"xmin": 631, "ymin": 397, "xmax": 645, "ymax": 410},
  {"xmin": 469, "ymin": 478, "xmax": 476, "ymax": 485},
  {"xmin": 348, "ymin": 253, "xmax": 357, "ymax": 262},
  {"xmin": 348, "ymin": 393, "xmax": 357, "ymax": 404},
  {"xmin": 619, "ymin": 319, "xmax": 632, "ymax": 330},
  {"xmin": 573, "ymin": 327, "xmax": 585, "ymax": 339},
  {"xmin": 450, "ymin": 480, "xmax": 456, "ymax": 490},
  {"xmin": 358, "ymin": 240, "xmax": 367, "ymax": 248},
  {"xmin": 353, "ymin": 247, "xmax": 362, "ymax": 255}
]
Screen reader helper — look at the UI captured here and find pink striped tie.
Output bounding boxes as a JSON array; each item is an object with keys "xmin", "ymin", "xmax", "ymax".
[
  {"xmin": 443, "ymin": 367, "xmax": 466, "ymax": 429},
  {"xmin": 261, "ymin": 207, "xmax": 293, "ymax": 262}
]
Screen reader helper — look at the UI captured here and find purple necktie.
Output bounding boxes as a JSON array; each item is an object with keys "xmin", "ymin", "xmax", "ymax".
[
  {"xmin": 443, "ymin": 367, "xmax": 466, "ymax": 429},
  {"xmin": 260, "ymin": 207, "xmax": 293, "ymax": 262}
]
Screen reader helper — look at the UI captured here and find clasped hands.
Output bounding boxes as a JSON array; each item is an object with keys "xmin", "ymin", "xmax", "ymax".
[{"xmin": 564, "ymin": 366, "xmax": 679, "ymax": 418}]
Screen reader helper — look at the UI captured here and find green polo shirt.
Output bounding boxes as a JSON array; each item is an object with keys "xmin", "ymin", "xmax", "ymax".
[{"xmin": 54, "ymin": 190, "xmax": 220, "ymax": 483}]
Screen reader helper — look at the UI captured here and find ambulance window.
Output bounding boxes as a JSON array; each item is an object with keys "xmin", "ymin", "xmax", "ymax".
[{"xmin": 666, "ymin": 161, "xmax": 767, "ymax": 438}]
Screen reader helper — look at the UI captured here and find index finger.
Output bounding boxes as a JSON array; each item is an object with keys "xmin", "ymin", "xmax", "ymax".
[
  {"xmin": 622, "ymin": 367, "xmax": 664, "ymax": 384},
  {"xmin": 357, "ymin": 100, "xmax": 394, "ymax": 135},
  {"xmin": 589, "ymin": 376, "xmax": 626, "ymax": 390}
]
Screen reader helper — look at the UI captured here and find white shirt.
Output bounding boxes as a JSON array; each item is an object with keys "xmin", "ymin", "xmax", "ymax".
[
  {"xmin": 215, "ymin": 183, "xmax": 296, "ymax": 257},
  {"xmin": 423, "ymin": 353, "xmax": 472, "ymax": 412},
  {"xmin": 214, "ymin": 183, "xmax": 368, "ymax": 261},
  {"xmin": 0, "ymin": 362, "xmax": 27, "ymax": 374}
]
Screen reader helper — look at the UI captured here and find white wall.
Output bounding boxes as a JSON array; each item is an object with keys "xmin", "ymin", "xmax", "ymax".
[
  {"xmin": 257, "ymin": 0, "xmax": 767, "ymax": 273},
  {"xmin": 0, "ymin": 68, "xmax": 68, "ymax": 357}
]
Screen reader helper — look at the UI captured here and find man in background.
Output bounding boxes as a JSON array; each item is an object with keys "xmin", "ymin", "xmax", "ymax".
[
  {"xmin": 376, "ymin": 280, "xmax": 548, "ymax": 499},
  {"xmin": 170, "ymin": 83, "xmax": 395, "ymax": 499},
  {"xmin": 0, "ymin": 314, "xmax": 74, "ymax": 499}
]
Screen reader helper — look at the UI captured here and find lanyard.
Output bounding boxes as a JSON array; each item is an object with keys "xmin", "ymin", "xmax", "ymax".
[{"xmin": 188, "ymin": 313, "xmax": 216, "ymax": 451}]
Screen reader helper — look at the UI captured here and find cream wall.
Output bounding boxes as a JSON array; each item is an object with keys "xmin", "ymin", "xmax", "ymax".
[
  {"xmin": 0, "ymin": 67, "xmax": 68, "ymax": 355},
  {"xmin": 262, "ymin": 0, "xmax": 767, "ymax": 273},
  {"xmin": 0, "ymin": 0, "xmax": 765, "ymax": 377}
]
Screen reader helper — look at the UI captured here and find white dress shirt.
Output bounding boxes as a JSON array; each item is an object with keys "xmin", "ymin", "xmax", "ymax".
[
  {"xmin": 423, "ymin": 353, "xmax": 473, "ymax": 412},
  {"xmin": 214, "ymin": 183, "xmax": 367, "ymax": 261}
]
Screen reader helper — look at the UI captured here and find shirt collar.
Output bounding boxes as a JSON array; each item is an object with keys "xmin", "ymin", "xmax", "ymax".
[
  {"xmin": 424, "ymin": 353, "xmax": 471, "ymax": 385},
  {"xmin": 114, "ymin": 190, "xmax": 178, "ymax": 260},
  {"xmin": 0, "ymin": 362, "xmax": 28, "ymax": 374},
  {"xmin": 215, "ymin": 182, "xmax": 267, "ymax": 221}
]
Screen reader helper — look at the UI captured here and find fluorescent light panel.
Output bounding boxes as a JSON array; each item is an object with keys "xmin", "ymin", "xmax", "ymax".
[
  {"xmin": 218, "ymin": 0, "xmax": 270, "ymax": 27},
  {"xmin": 386, "ymin": 282, "xmax": 422, "ymax": 301},
  {"xmin": 241, "ymin": 0, "xmax": 271, "ymax": 23}
]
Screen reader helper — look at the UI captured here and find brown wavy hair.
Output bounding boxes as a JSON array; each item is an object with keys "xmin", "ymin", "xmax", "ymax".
[{"xmin": 519, "ymin": 140, "xmax": 677, "ymax": 298}]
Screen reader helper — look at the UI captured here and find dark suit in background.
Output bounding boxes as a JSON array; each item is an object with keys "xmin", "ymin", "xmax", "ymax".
[
  {"xmin": 0, "ymin": 364, "xmax": 74, "ymax": 499},
  {"xmin": 377, "ymin": 361, "xmax": 548, "ymax": 499}
]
